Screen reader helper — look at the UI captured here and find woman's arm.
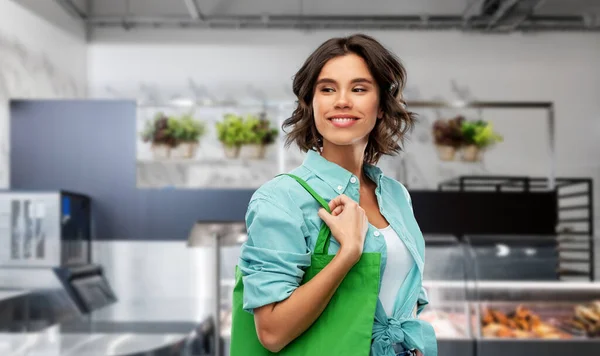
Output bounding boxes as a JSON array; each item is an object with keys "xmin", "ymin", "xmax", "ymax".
[
  {"xmin": 254, "ymin": 245, "xmax": 359, "ymax": 352},
  {"xmin": 242, "ymin": 193, "xmax": 368, "ymax": 352}
]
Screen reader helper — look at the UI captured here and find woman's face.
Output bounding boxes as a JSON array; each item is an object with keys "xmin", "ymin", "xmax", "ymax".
[{"xmin": 312, "ymin": 53, "xmax": 382, "ymax": 150}]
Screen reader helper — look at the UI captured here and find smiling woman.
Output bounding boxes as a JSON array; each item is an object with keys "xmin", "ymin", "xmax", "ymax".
[
  {"xmin": 313, "ymin": 54, "xmax": 382, "ymax": 147},
  {"xmin": 283, "ymin": 33, "xmax": 415, "ymax": 165},
  {"xmin": 232, "ymin": 33, "xmax": 436, "ymax": 356}
]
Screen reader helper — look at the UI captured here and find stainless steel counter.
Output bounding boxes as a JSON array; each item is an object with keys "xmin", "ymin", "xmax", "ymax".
[
  {"xmin": 0, "ymin": 290, "xmax": 29, "ymax": 302},
  {"xmin": 0, "ymin": 298, "xmax": 215, "ymax": 356},
  {"xmin": 0, "ymin": 328, "xmax": 189, "ymax": 356}
]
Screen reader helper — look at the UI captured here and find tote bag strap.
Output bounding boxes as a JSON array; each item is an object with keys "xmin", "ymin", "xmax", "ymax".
[{"xmin": 277, "ymin": 173, "xmax": 332, "ymax": 255}]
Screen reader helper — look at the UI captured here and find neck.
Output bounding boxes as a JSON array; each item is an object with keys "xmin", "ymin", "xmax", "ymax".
[{"xmin": 320, "ymin": 141, "xmax": 368, "ymax": 181}]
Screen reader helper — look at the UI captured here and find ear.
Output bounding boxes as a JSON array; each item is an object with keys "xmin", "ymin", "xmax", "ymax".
[{"xmin": 377, "ymin": 109, "xmax": 384, "ymax": 119}]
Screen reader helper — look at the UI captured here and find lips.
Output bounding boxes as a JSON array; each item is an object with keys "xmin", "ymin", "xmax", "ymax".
[{"xmin": 328, "ymin": 116, "xmax": 359, "ymax": 128}]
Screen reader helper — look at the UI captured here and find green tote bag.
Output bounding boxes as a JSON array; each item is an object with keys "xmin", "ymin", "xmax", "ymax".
[{"xmin": 230, "ymin": 173, "xmax": 382, "ymax": 356}]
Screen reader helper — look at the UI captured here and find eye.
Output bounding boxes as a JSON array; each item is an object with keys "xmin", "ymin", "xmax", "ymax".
[
  {"xmin": 353, "ymin": 87, "xmax": 367, "ymax": 92},
  {"xmin": 320, "ymin": 87, "xmax": 335, "ymax": 93}
]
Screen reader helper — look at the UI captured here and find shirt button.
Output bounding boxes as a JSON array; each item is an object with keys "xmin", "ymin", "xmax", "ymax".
[
  {"xmin": 373, "ymin": 231, "xmax": 380, "ymax": 237},
  {"xmin": 337, "ymin": 185, "xmax": 343, "ymax": 191},
  {"xmin": 350, "ymin": 177, "xmax": 357, "ymax": 184}
]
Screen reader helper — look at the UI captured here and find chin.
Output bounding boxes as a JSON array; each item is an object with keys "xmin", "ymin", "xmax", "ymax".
[
  {"xmin": 322, "ymin": 133, "xmax": 368, "ymax": 147},
  {"xmin": 316, "ymin": 120, "xmax": 373, "ymax": 149}
]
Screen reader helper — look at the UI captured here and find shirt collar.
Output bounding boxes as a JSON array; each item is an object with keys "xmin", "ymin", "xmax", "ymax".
[{"xmin": 301, "ymin": 150, "xmax": 384, "ymax": 193}]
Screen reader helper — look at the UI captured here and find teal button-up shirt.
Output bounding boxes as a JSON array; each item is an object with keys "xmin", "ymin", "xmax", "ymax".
[{"xmin": 239, "ymin": 150, "xmax": 437, "ymax": 356}]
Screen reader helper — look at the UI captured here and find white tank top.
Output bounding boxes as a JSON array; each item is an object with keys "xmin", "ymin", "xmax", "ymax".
[{"xmin": 378, "ymin": 225, "xmax": 415, "ymax": 316}]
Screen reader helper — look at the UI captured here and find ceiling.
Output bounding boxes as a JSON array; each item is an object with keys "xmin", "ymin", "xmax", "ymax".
[{"xmin": 21, "ymin": 0, "xmax": 600, "ymax": 32}]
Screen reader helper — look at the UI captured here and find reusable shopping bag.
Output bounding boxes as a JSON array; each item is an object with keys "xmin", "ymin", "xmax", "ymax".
[{"xmin": 230, "ymin": 173, "xmax": 381, "ymax": 355}]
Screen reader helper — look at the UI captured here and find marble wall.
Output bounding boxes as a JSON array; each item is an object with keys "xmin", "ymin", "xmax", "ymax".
[{"xmin": 0, "ymin": 0, "xmax": 87, "ymax": 189}]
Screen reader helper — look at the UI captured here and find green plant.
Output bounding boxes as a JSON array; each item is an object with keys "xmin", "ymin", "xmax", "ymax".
[
  {"xmin": 140, "ymin": 112, "xmax": 178, "ymax": 147},
  {"xmin": 141, "ymin": 112, "xmax": 207, "ymax": 146},
  {"xmin": 243, "ymin": 113, "xmax": 279, "ymax": 145},
  {"xmin": 461, "ymin": 120, "xmax": 503, "ymax": 148},
  {"xmin": 432, "ymin": 116, "xmax": 465, "ymax": 148},
  {"xmin": 216, "ymin": 114, "xmax": 246, "ymax": 148},
  {"xmin": 170, "ymin": 113, "xmax": 206, "ymax": 142}
]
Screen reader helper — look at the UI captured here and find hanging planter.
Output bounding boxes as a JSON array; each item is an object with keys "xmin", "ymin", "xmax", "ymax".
[
  {"xmin": 151, "ymin": 143, "xmax": 172, "ymax": 160},
  {"xmin": 241, "ymin": 143, "xmax": 267, "ymax": 160},
  {"xmin": 169, "ymin": 113, "xmax": 206, "ymax": 159},
  {"xmin": 216, "ymin": 114, "xmax": 246, "ymax": 159},
  {"xmin": 141, "ymin": 111, "xmax": 206, "ymax": 160},
  {"xmin": 239, "ymin": 112, "xmax": 278, "ymax": 160},
  {"xmin": 460, "ymin": 120, "xmax": 503, "ymax": 162},
  {"xmin": 171, "ymin": 142, "xmax": 199, "ymax": 159},
  {"xmin": 223, "ymin": 145, "xmax": 241, "ymax": 159},
  {"xmin": 140, "ymin": 112, "xmax": 178, "ymax": 160},
  {"xmin": 461, "ymin": 144, "xmax": 482, "ymax": 162},
  {"xmin": 432, "ymin": 116, "xmax": 464, "ymax": 161},
  {"xmin": 436, "ymin": 145, "xmax": 457, "ymax": 161}
]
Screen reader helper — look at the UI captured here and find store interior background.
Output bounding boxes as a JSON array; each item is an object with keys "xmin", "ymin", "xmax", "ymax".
[{"xmin": 1, "ymin": 0, "xmax": 600, "ymax": 355}]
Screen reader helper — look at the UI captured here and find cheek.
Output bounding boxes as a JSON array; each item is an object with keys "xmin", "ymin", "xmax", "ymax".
[
  {"xmin": 312, "ymin": 96, "xmax": 330, "ymax": 124},
  {"xmin": 359, "ymin": 96, "xmax": 381, "ymax": 118}
]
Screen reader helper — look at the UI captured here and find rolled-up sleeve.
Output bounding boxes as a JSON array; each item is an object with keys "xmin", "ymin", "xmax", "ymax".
[
  {"xmin": 417, "ymin": 285, "xmax": 429, "ymax": 315},
  {"xmin": 238, "ymin": 196, "xmax": 311, "ymax": 314}
]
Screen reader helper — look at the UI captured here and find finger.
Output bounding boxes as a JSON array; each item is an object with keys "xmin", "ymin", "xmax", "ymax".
[
  {"xmin": 328, "ymin": 199, "xmax": 339, "ymax": 212},
  {"xmin": 317, "ymin": 208, "xmax": 334, "ymax": 225},
  {"xmin": 329, "ymin": 194, "xmax": 353, "ymax": 210},
  {"xmin": 328, "ymin": 194, "xmax": 346, "ymax": 211},
  {"xmin": 331, "ymin": 205, "xmax": 344, "ymax": 216}
]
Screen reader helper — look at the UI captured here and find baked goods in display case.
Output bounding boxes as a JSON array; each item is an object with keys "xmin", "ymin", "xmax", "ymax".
[
  {"xmin": 477, "ymin": 298, "xmax": 600, "ymax": 340},
  {"xmin": 556, "ymin": 301, "xmax": 600, "ymax": 338},
  {"xmin": 481, "ymin": 304, "xmax": 572, "ymax": 339}
]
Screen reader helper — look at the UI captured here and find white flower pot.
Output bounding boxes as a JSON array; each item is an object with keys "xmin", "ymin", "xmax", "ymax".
[
  {"xmin": 223, "ymin": 145, "xmax": 240, "ymax": 159},
  {"xmin": 461, "ymin": 145, "xmax": 482, "ymax": 162},
  {"xmin": 151, "ymin": 143, "xmax": 171, "ymax": 160},
  {"xmin": 172, "ymin": 142, "xmax": 199, "ymax": 159},
  {"xmin": 241, "ymin": 143, "xmax": 267, "ymax": 160},
  {"xmin": 436, "ymin": 145, "xmax": 457, "ymax": 161}
]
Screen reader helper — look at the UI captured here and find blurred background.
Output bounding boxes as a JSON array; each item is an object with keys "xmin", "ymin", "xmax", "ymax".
[{"xmin": 0, "ymin": 0, "xmax": 599, "ymax": 355}]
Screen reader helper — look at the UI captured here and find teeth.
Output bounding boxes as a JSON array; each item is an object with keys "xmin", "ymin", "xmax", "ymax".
[{"xmin": 331, "ymin": 118, "xmax": 356, "ymax": 122}]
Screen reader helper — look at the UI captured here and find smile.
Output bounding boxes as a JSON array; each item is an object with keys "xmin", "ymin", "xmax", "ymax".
[{"xmin": 328, "ymin": 116, "xmax": 359, "ymax": 128}]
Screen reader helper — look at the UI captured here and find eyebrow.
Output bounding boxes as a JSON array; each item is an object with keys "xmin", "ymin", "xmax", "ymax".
[{"xmin": 315, "ymin": 77, "xmax": 374, "ymax": 85}]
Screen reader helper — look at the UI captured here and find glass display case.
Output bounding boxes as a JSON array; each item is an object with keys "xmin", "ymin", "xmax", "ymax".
[
  {"xmin": 463, "ymin": 234, "xmax": 560, "ymax": 281},
  {"xmin": 420, "ymin": 235, "xmax": 474, "ymax": 356},
  {"xmin": 465, "ymin": 235, "xmax": 600, "ymax": 356},
  {"xmin": 470, "ymin": 281, "xmax": 600, "ymax": 356},
  {"xmin": 419, "ymin": 234, "xmax": 600, "ymax": 356},
  {"xmin": 207, "ymin": 222, "xmax": 599, "ymax": 356}
]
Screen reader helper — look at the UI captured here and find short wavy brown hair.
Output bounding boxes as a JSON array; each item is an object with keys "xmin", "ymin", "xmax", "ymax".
[{"xmin": 282, "ymin": 33, "xmax": 416, "ymax": 165}]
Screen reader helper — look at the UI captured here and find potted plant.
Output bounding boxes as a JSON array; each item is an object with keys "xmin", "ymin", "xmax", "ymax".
[
  {"xmin": 140, "ymin": 112, "xmax": 178, "ymax": 159},
  {"xmin": 240, "ymin": 113, "xmax": 279, "ymax": 159},
  {"xmin": 432, "ymin": 116, "xmax": 465, "ymax": 161},
  {"xmin": 460, "ymin": 120, "xmax": 503, "ymax": 161},
  {"xmin": 170, "ymin": 113, "xmax": 206, "ymax": 159},
  {"xmin": 216, "ymin": 114, "xmax": 246, "ymax": 159}
]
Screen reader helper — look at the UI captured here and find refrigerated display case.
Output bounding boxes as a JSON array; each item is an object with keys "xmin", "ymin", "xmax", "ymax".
[
  {"xmin": 463, "ymin": 235, "xmax": 600, "ymax": 356},
  {"xmin": 463, "ymin": 234, "xmax": 560, "ymax": 281},
  {"xmin": 420, "ymin": 235, "xmax": 474, "ymax": 356},
  {"xmin": 418, "ymin": 234, "xmax": 600, "ymax": 355},
  {"xmin": 201, "ymin": 220, "xmax": 600, "ymax": 356},
  {"xmin": 470, "ymin": 281, "xmax": 600, "ymax": 356}
]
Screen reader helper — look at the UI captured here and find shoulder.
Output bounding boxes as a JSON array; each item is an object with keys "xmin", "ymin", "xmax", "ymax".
[
  {"xmin": 247, "ymin": 166, "xmax": 315, "ymax": 217},
  {"xmin": 379, "ymin": 174, "xmax": 412, "ymax": 202},
  {"xmin": 245, "ymin": 167, "xmax": 314, "ymax": 235}
]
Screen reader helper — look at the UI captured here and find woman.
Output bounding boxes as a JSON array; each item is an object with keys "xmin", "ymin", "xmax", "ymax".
[{"xmin": 238, "ymin": 34, "xmax": 436, "ymax": 356}]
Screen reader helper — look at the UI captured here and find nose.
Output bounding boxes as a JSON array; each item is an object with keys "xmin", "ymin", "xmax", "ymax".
[{"xmin": 334, "ymin": 91, "xmax": 353, "ymax": 110}]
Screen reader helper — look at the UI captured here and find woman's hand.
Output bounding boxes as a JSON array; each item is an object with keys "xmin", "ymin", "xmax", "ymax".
[{"xmin": 317, "ymin": 194, "xmax": 368, "ymax": 263}]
